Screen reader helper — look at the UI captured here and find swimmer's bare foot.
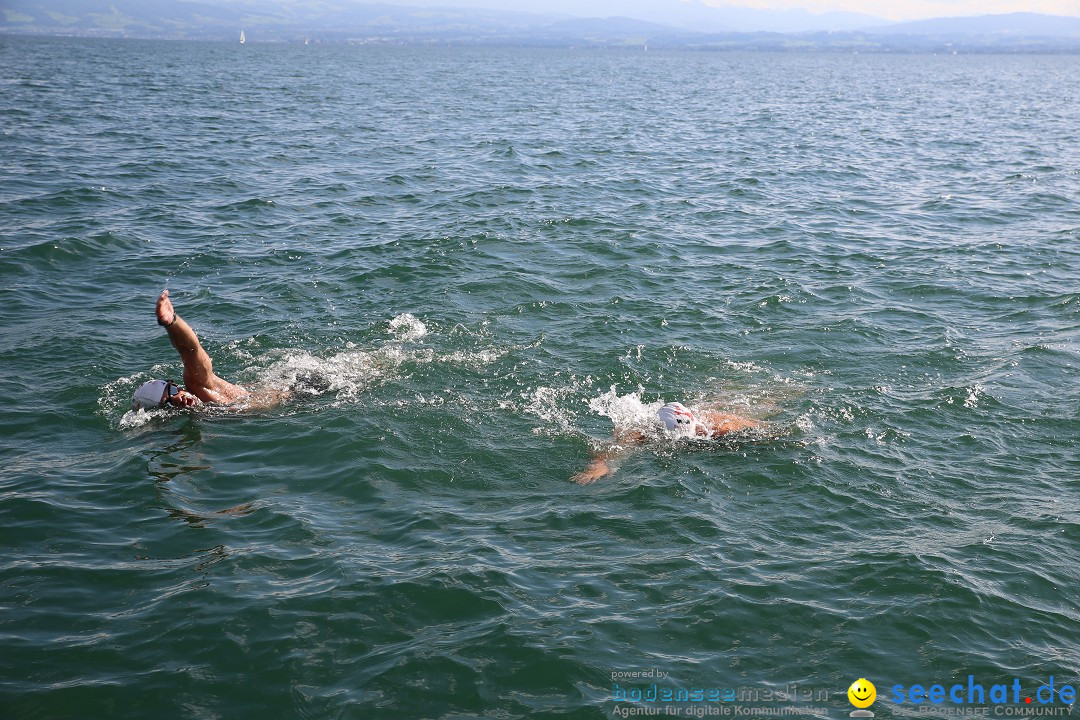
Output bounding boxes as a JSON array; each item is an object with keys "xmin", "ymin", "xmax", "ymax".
[{"xmin": 156, "ymin": 290, "xmax": 176, "ymax": 327}]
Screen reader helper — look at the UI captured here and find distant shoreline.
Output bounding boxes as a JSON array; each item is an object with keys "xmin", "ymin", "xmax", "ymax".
[{"xmin": 3, "ymin": 30, "xmax": 1080, "ymax": 54}]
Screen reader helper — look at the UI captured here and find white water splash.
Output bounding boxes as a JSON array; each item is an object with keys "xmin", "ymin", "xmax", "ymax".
[
  {"xmin": 388, "ymin": 313, "xmax": 428, "ymax": 342},
  {"xmin": 524, "ymin": 385, "xmax": 580, "ymax": 435},
  {"xmin": 258, "ymin": 346, "xmax": 414, "ymax": 402},
  {"xmin": 586, "ymin": 386, "xmax": 664, "ymax": 432}
]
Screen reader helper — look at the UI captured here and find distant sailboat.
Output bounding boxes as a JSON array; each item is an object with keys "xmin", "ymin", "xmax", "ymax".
[{"xmin": 240, "ymin": 30, "xmax": 246, "ymax": 44}]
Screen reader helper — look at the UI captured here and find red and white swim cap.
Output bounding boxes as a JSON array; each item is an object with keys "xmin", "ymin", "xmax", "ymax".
[{"xmin": 658, "ymin": 402, "xmax": 696, "ymax": 433}]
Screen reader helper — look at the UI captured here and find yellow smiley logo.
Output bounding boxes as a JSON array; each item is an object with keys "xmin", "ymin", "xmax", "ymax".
[{"xmin": 848, "ymin": 678, "xmax": 877, "ymax": 709}]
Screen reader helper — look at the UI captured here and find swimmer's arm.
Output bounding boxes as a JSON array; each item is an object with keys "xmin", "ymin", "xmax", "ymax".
[
  {"xmin": 573, "ymin": 430, "xmax": 645, "ymax": 485},
  {"xmin": 157, "ymin": 290, "xmax": 215, "ymax": 387}
]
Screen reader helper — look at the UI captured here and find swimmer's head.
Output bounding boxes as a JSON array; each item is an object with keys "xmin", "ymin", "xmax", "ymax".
[
  {"xmin": 131, "ymin": 379, "xmax": 184, "ymax": 410},
  {"xmin": 658, "ymin": 402, "xmax": 697, "ymax": 435}
]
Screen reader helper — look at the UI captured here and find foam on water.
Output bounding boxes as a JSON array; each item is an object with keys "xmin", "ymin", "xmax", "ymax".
[
  {"xmin": 523, "ymin": 382, "xmax": 588, "ymax": 435},
  {"xmin": 257, "ymin": 346, "xmax": 411, "ymax": 403}
]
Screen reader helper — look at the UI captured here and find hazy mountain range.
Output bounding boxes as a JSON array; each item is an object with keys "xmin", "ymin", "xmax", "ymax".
[{"xmin": 3, "ymin": 0, "xmax": 1080, "ymax": 52}]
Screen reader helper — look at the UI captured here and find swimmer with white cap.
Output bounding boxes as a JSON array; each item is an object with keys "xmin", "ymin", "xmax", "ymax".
[
  {"xmin": 130, "ymin": 290, "xmax": 250, "ymax": 411},
  {"xmin": 573, "ymin": 400, "xmax": 760, "ymax": 484},
  {"xmin": 656, "ymin": 401, "xmax": 758, "ymax": 438}
]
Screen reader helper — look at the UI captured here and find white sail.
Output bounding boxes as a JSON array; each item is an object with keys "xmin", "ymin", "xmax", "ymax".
[{"xmin": 240, "ymin": 30, "xmax": 246, "ymax": 44}]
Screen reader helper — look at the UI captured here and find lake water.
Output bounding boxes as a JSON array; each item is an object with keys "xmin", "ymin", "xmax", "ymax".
[{"xmin": 1, "ymin": 36, "xmax": 1078, "ymax": 719}]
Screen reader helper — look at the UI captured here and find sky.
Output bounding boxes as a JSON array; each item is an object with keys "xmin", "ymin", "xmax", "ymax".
[
  {"xmin": 704, "ymin": 0, "xmax": 1080, "ymax": 21},
  {"xmin": 363, "ymin": 0, "xmax": 1080, "ymax": 22}
]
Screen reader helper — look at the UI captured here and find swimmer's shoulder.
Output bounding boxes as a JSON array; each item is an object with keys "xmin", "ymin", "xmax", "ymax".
[
  {"xmin": 189, "ymin": 376, "xmax": 249, "ymax": 406},
  {"xmin": 701, "ymin": 411, "xmax": 760, "ymax": 435}
]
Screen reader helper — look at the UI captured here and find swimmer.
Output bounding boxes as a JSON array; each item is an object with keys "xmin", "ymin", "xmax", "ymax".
[
  {"xmin": 573, "ymin": 401, "xmax": 760, "ymax": 484},
  {"xmin": 130, "ymin": 290, "xmax": 255, "ymax": 411}
]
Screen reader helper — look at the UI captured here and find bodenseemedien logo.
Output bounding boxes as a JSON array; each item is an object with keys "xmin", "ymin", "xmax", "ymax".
[{"xmin": 848, "ymin": 678, "xmax": 877, "ymax": 717}]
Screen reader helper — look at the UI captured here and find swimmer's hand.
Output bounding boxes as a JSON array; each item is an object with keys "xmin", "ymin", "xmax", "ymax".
[
  {"xmin": 156, "ymin": 290, "xmax": 177, "ymax": 327},
  {"xmin": 573, "ymin": 430, "xmax": 644, "ymax": 484},
  {"xmin": 573, "ymin": 459, "xmax": 611, "ymax": 485}
]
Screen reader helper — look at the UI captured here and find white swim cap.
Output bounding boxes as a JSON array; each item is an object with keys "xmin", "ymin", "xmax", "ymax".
[
  {"xmin": 658, "ymin": 402, "xmax": 696, "ymax": 433},
  {"xmin": 132, "ymin": 380, "xmax": 168, "ymax": 410}
]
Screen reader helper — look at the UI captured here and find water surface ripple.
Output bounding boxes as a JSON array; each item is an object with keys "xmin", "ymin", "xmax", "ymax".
[{"xmin": 1, "ymin": 37, "xmax": 1078, "ymax": 719}]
